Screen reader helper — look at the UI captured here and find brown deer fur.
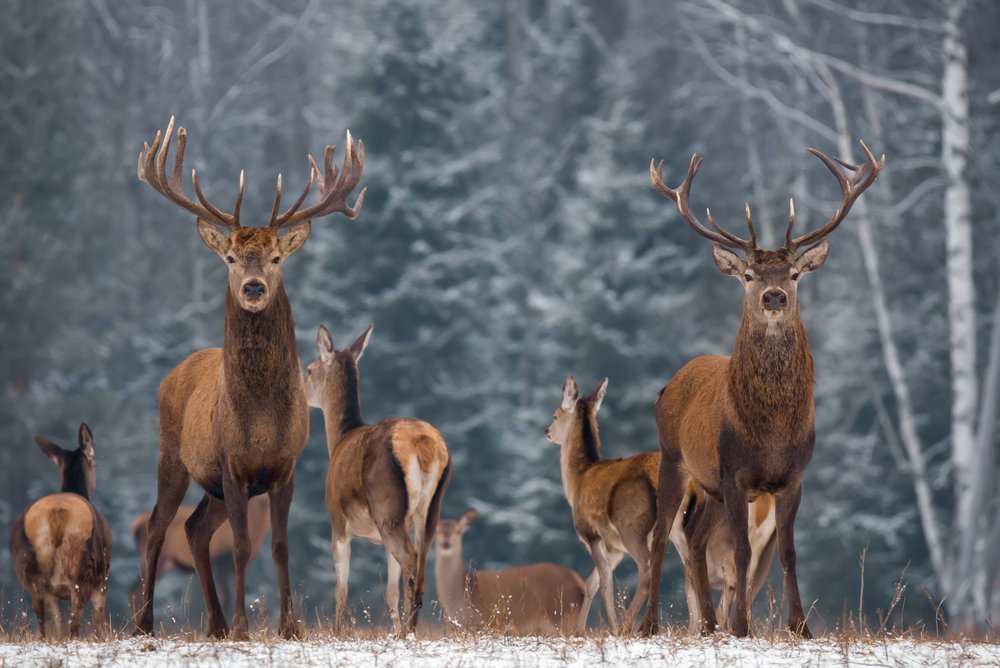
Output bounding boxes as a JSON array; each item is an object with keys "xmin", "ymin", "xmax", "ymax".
[
  {"xmin": 133, "ymin": 118, "xmax": 366, "ymax": 639},
  {"xmin": 129, "ymin": 495, "xmax": 270, "ymax": 617},
  {"xmin": 305, "ymin": 324, "xmax": 452, "ymax": 634},
  {"xmin": 641, "ymin": 143, "xmax": 883, "ymax": 638},
  {"xmin": 434, "ymin": 509, "xmax": 585, "ymax": 635},
  {"xmin": 10, "ymin": 424, "xmax": 112, "ymax": 639}
]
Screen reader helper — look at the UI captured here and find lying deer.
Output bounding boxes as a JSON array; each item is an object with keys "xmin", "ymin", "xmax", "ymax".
[
  {"xmin": 9, "ymin": 424, "xmax": 112, "ymax": 638},
  {"xmin": 133, "ymin": 117, "xmax": 366, "ymax": 639},
  {"xmin": 129, "ymin": 495, "xmax": 270, "ymax": 618},
  {"xmin": 546, "ymin": 376, "xmax": 774, "ymax": 634},
  {"xmin": 642, "ymin": 142, "xmax": 883, "ymax": 637},
  {"xmin": 434, "ymin": 509, "xmax": 585, "ymax": 635},
  {"xmin": 305, "ymin": 324, "xmax": 452, "ymax": 634}
]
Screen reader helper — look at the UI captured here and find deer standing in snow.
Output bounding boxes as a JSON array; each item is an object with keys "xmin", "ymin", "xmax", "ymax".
[
  {"xmin": 434, "ymin": 509, "xmax": 585, "ymax": 635},
  {"xmin": 641, "ymin": 142, "xmax": 883, "ymax": 637},
  {"xmin": 305, "ymin": 324, "xmax": 452, "ymax": 634},
  {"xmin": 10, "ymin": 424, "xmax": 112, "ymax": 638}
]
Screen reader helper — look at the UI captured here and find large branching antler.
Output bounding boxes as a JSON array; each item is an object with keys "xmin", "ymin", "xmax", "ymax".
[
  {"xmin": 137, "ymin": 116, "xmax": 243, "ymax": 230},
  {"xmin": 787, "ymin": 139, "xmax": 884, "ymax": 250},
  {"xmin": 650, "ymin": 154, "xmax": 757, "ymax": 253},
  {"xmin": 267, "ymin": 131, "xmax": 367, "ymax": 229}
]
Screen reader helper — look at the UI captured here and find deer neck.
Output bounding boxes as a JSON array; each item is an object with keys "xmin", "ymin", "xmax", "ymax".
[
  {"xmin": 320, "ymin": 366, "xmax": 364, "ymax": 454},
  {"xmin": 222, "ymin": 283, "xmax": 301, "ymax": 404},
  {"xmin": 728, "ymin": 307, "xmax": 815, "ymax": 441},
  {"xmin": 434, "ymin": 545, "xmax": 471, "ymax": 616},
  {"xmin": 60, "ymin": 458, "xmax": 91, "ymax": 500},
  {"xmin": 560, "ymin": 412, "xmax": 601, "ymax": 507}
]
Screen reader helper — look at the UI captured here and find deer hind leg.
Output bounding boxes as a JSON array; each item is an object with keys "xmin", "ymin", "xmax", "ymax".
[
  {"xmin": 621, "ymin": 536, "xmax": 652, "ymax": 634},
  {"xmin": 413, "ymin": 462, "xmax": 450, "ymax": 630},
  {"xmin": 91, "ymin": 587, "xmax": 107, "ymax": 639},
  {"xmin": 589, "ymin": 541, "xmax": 624, "ymax": 635},
  {"xmin": 384, "ymin": 551, "xmax": 402, "ymax": 631},
  {"xmin": 332, "ymin": 532, "xmax": 351, "ymax": 633},
  {"xmin": 684, "ymin": 498, "xmax": 720, "ymax": 635},
  {"xmin": 775, "ymin": 480, "xmax": 812, "ymax": 639},
  {"xmin": 135, "ymin": 451, "xmax": 189, "ymax": 635},
  {"xmin": 185, "ymin": 493, "xmax": 229, "ymax": 639},
  {"xmin": 45, "ymin": 595, "xmax": 63, "ymax": 639},
  {"xmin": 68, "ymin": 581, "xmax": 92, "ymax": 638},
  {"xmin": 380, "ymin": 525, "xmax": 418, "ymax": 636},
  {"xmin": 640, "ymin": 450, "xmax": 689, "ymax": 636},
  {"xmin": 578, "ymin": 568, "xmax": 600, "ymax": 634},
  {"xmin": 269, "ymin": 481, "xmax": 300, "ymax": 640},
  {"xmin": 221, "ymin": 469, "xmax": 251, "ymax": 640},
  {"xmin": 31, "ymin": 596, "xmax": 46, "ymax": 639}
]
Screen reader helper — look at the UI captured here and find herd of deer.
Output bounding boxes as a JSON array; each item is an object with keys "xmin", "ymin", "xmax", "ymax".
[{"xmin": 8, "ymin": 117, "xmax": 883, "ymax": 642}]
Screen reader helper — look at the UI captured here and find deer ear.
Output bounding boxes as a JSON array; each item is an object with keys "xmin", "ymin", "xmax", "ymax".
[
  {"xmin": 197, "ymin": 219, "xmax": 230, "ymax": 257},
  {"xmin": 277, "ymin": 221, "xmax": 311, "ymax": 256},
  {"xmin": 589, "ymin": 377, "xmax": 609, "ymax": 413},
  {"xmin": 78, "ymin": 423, "xmax": 95, "ymax": 460},
  {"xmin": 348, "ymin": 324, "xmax": 374, "ymax": 362},
  {"xmin": 316, "ymin": 325, "xmax": 335, "ymax": 363},
  {"xmin": 795, "ymin": 239, "xmax": 829, "ymax": 274},
  {"xmin": 712, "ymin": 244, "xmax": 746, "ymax": 277},
  {"xmin": 460, "ymin": 508, "xmax": 478, "ymax": 531},
  {"xmin": 561, "ymin": 375, "xmax": 579, "ymax": 411},
  {"xmin": 34, "ymin": 436, "xmax": 65, "ymax": 465}
]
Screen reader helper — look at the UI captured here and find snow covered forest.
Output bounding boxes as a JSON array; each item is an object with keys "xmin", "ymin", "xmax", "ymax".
[{"xmin": 1, "ymin": 0, "xmax": 998, "ymax": 635}]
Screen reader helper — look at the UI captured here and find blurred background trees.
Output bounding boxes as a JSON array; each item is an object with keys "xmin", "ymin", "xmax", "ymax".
[{"xmin": 1, "ymin": 0, "xmax": 998, "ymax": 633}]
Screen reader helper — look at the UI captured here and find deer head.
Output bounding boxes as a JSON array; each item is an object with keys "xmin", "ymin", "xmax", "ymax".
[
  {"xmin": 137, "ymin": 117, "xmax": 366, "ymax": 313},
  {"xmin": 435, "ymin": 508, "xmax": 477, "ymax": 556},
  {"xmin": 304, "ymin": 324, "xmax": 374, "ymax": 409},
  {"xmin": 34, "ymin": 423, "xmax": 96, "ymax": 498},
  {"xmin": 545, "ymin": 375, "xmax": 608, "ymax": 445},
  {"xmin": 651, "ymin": 141, "xmax": 884, "ymax": 329}
]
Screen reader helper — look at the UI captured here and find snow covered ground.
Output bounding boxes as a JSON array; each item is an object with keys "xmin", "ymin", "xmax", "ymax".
[{"xmin": 0, "ymin": 636, "xmax": 997, "ymax": 667}]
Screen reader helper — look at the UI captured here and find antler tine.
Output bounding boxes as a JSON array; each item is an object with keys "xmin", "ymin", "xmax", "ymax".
[
  {"xmin": 136, "ymin": 117, "xmax": 239, "ymax": 230},
  {"xmin": 269, "ymin": 173, "xmax": 283, "ymax": 228},
  {"xmin": 275, "ymin": 130, "xmax": 367, "ymax": 229},
  {"xmin": 784, "ymin": 198, "xmax": 795, "ymax": 247},
  {"xmin": 651, "ymin": 154, "xmax": 754, "ymax": 252},
  {"xmin": 269, "ymin": 168, "xmax": 316, "ymax": 229},
  {"xmin": 791, "ymin": 140, "xmax": 884, "ymax": 249},
  {"xmin": 232, "ymin": 170, "xmax": 245, "ymax": 225},
  {"xmin": 743, "ymin": 202, "xmax": 757, "ymax": 248}
]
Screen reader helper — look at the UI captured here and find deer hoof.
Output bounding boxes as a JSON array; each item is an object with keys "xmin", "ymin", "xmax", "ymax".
[
  {"xmin": 636, "ymin": 615, "xmax": 658, "ymax": 637},
  {"xmin": 280, "ymin": 621, "xmax": 302, "ymax": 640},
  {"xmin": 790, "ymin": 619, "xmax": 812, "ymax": 639}
]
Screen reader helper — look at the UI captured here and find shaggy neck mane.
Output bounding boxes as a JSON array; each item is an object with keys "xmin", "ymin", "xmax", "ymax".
[
  {"xmin": 728, "ymin": 307, "xmax": 815, "ymax": 441},
  {"xmin": 561, "ymin": 404, "xmax": 601, "ymax": 503},
  {"xmin": 322, "ymin": 360, "xmax": 365, "ymax": 450},
  {"xmin": 223, "ymin": 283, "xmax": 300, "ymax": 404}
]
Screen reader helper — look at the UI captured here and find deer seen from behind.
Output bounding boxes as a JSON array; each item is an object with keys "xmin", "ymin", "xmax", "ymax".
[
  {"xmin": 641, "ymin": 142, "xmax": 884, "ymax": 638},
  {"xmin": 434, "ymin": 509, "xmax": 585, "ymax": 635},
  {"xmin": 10, "ymin": 424, "xmax": 112, "ymax": 639},
  {"xmin": 133, "ymin": 117, "xmax": 366, "ymax": 639},
  {"xmin": 305, "ymin": 324, "xmax": 452, "ymax": 635}
]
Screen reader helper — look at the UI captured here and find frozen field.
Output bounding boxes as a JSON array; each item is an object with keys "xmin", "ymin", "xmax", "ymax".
[{"xmin": 0, "ymin": 636, "xmax": 998, "ymax": 667}]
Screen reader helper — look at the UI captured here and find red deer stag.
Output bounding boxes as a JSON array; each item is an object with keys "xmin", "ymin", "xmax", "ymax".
[
  {"xmin": 10, "ymin": 424, "xmax": 112, "ymax": 638},
  {"xmin": 305, "ymin": 324, "xmax": 452, "ymax": 634},
  {"xmin": 129, "ymin": 495, "xmax": 270, "ymax": 618},
  {"xmin": 546, "ymin": 376, "xmax": 774, "ymax": 634},
  {"xmin": 133, "ymin": 117, "xmax": 366, "ymax": 639},
  {"xmin": 641, "ymin": 142, "xmax": 884, "ymax": 638},
  {"xmin": 434, "ymin": 509, "xmax": 585, "ymax": 635}
]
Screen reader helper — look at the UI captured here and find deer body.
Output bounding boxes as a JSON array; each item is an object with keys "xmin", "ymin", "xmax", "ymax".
[
  {"xmin": 129, "ymin": 495, "xmax": 270, "ymax": 616},
  {"xmin": 9, "ymin": 424, "xmax": 112, "ymax": 638},
  {"xmin": 306, "ymin": 325, "xmax": 452, "ymax": 634},
  {"xmin": 133, "ymin": 117, "xmax": 366, "ymax": 639},
  {"xmin": 642, "ymin": 143, "xmax": 883, "ymax": 638},
  {"xmin": 434, "ymin": 510, "xmax": 585, "ymax": 635}
]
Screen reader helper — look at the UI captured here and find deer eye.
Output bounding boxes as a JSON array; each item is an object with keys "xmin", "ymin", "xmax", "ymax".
[
  {"xmin": 744, "ymin": 274, "xmax": 753, "ymax": 282},
  {"xmin": 791, "ymin": 272, "xmax": 800, "ymax": 281},
  {"xmin": 226, "ymin": 256, "xmax": 236, "ymax": 264},
  {"xmin": 272, "ymin": 256, "xmax": 281, "ymax": 264}
]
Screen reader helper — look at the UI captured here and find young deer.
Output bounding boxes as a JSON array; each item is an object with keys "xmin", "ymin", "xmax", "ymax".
[
  {"xmin": 547, "ymin": 376, "xmax": 774, "ymax": 634},
  {"xmin": 434, "ymin": 509, "xmax": 585, "ymax": 635},
  {"xmin": 9, "ymin": 424, "xmax": 112, "ymax": 638},
  {"xmin": 642, "ymin": 142, "xmax": 884, "ymax": 638},
  {"xmin": 305, "ymin": 325, "xmax": 452, "ymax": 634},
  {"xmin": 133, "ymin": 117, "xmax": 366, "ymax": 639},
  {"xmin": 129, "ymin": 495, "xmax": 270, "ymax": 618}
]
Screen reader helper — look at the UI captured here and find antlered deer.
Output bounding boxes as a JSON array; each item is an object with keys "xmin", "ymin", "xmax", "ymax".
[
  {"xmin": 10, "ymin": 424, "xmax": 112, "ymax": 638},
  {"xmin": 134, "ymin": 117, "xmax": 366, "ymax": 639},
  {"xmin": 129, "ymin": 495, "xmax": 270, "ymax": 618},
  {"xmin": 434, "ymin": 509, "xmax": 585, "ymax": 635},
  {"xmin": 641, "ymin": 142, "xmax": 884, "ymax": 638},
  {"xmin": 546, "ymin": 376, "xmax": 774, "ymax": 634},
  {"xmin": 305, "ymin": 324, "xmax": 452, "ymax": 634}
]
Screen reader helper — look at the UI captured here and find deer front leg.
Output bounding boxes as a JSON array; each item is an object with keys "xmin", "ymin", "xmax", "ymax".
[
  {"xmin": 776, "ymin": 480, "xmax": 812, "ymax": 638},
  {"xmin": 590, "ymin": 541, "xmax": 623, "ymax": 635},
  {"xmin": 269, "ymin": 482, "xmax": 300, "ymax": 640},
  {"xmin": 722, "ymin": 475, "xmax": 751, "ymax": 637},
  {"xmin": 221, "ymin": 469, "xmax": 251, "ymax": 640},
  {"xmin": 185, "ymin": 493, "xmax": 229, "ymax": 638}
]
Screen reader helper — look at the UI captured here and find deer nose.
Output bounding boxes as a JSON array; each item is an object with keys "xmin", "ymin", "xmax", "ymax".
[
  {"xmin": 762, "ymin": 289, "xmax": 788, "ymax": 310},
  {"xmin": 243, "ymin": 281, "xmax": 266, "ymax": 299}
]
